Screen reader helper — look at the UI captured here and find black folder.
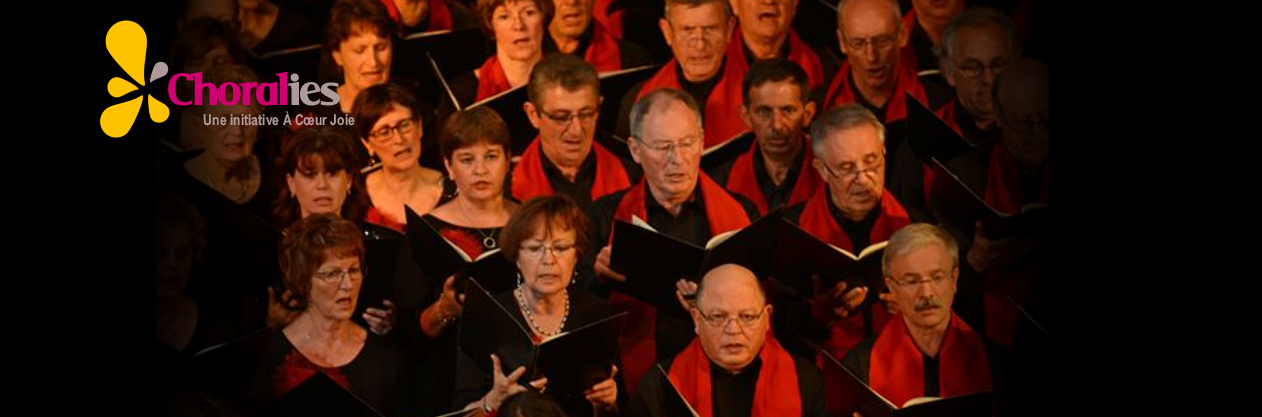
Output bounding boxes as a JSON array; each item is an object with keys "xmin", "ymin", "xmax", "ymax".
[
  {"xmin": 928, "ymin": 158, "xmax": 1049, "ymax": 240},
  {"xmin": 458, "ymin": 279, "xmax": 628, "ymax": 403},
  {"xmin": 404, "ymin": 207, "xmax": 517, "ymax": 296},
  {"xmin": 819, "ymin": 351, "xmax": 994, "ymax": 417},
  {"xmin": 906, "ymin": 93, "xmax": 994, "ymax": 163},
  {"xmin": 768, "ymin": 218, "xmax": 889, "ymax": 307}
]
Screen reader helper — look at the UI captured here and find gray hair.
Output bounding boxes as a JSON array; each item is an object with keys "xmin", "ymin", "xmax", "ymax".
[
  {"xmin": 664, "ymin": 0, "xmax": 732, "ymax": 21},
  {"xmin": 836, "ymin": 0, "xmax": 901, "ymax": 35},
  {"xmin": 809, "ymin": 104, "xmax": 886, "ymax": 160},
  {"xmin": 939, "ymin": 7, "xmax": 1015, "ymax": 72},
  {"xmin": 882, "ymin": 223, "xmax": 959, "ymax": 278},
  {"xmin": 629, "ymin": 88, "xmax": 703, "ymax": 142}
]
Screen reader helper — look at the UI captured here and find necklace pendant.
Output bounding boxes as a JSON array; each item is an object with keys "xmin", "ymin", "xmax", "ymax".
[{"xmin": 483, "ymin": 236, "xmax": 498, "ymax": 249}]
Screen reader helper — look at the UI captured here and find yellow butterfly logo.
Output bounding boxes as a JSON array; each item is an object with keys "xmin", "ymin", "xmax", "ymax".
[{"xmin": 101, "ymin": 21, "xmax": 170, "ymax": 138}]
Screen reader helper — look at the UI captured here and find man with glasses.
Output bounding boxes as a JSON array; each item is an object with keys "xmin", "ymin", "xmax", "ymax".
[
  {"xmin": 512, "ymin": 54, "xmax": 641, "ymax": 205},
  {"xmin": 615, "ymin": 0, "xmax": 748, "ymax": 150},
  {"xmin": 933, "ymin": 7, "xmax": 1015, "ymax": 147},
  {"xmin": 589, "ymin": 88, "xmax": 760, "ymax": 395},
  {"xmin": 785, "ymin": 104, "xmax": 911, "ymax": 359},
  {"xmin": 710, "ymin": 58, "xmax": 822, "ymax": 215},
  {"xmin": 841, "ymin": 223, "xmax": 1003, "ymax": 409},
  {"xmin": 627, "ymin": 263, "xmax": 830, "ymax": 417}
]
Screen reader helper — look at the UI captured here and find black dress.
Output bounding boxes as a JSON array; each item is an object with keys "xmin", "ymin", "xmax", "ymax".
[{"xmin": 248, "ymin": 328, "xmax": 402, "ymax": 416}]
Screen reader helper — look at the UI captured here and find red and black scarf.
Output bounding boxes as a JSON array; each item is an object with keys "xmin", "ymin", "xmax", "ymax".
[
  {"xmin": 823, "ymin": 62, "xmax": 928, "ymax": 124},
  {"xmin": 511, "ymin": 137, "xmax": 631, "ymax": 201},
  {"xmin": 870, "ymin": 314, "xmax": 992, "ymax": 408},
  {"xmin": 380, "ymin": 0, "xmax": 453, "ymax": 33},
  {"xmin": 725, "ymin": 138, "xmax": 821, "ymax": 215},
  {"xmin": 984, "ymin": 141, "xmax": 1049, "ymax": 214},
  {"xmin": 475, "ymin": 56, "xmax": 513, "ymax": 102},
  {"xmin": 668, "ymin": 335, "xmax": 802, "ymax": 417},
  {"xmin": 726, "ymin": 27, "xmax": 826, "ymax": 90},
  {"xmin": 585, "ymin": 21, "xmax": 623, "ymax": 72}
]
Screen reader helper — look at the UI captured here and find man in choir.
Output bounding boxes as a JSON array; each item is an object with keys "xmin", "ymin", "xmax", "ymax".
[
  {"xmin": 726, "ymin": 0, "xmax": 834, "ymax": 91},
  {"xmin": 824, "ymin": 0, "xmax": 932, "ymax": 220},
  {"xmin": 512, "ymin": 54, "xmax": 641, "ymax": 205},
  {"xmin": 842, "ymin": 223, "xmax": 1004, "ymax": 408},
  {"xmin": 709, "ymin": 58, "xmax": 821, "ymax": 215},
  {"xmin": 546, "ymin": 0, "xmax": 652, "ymax": 71},
  {"xmin": 784, "ymin": 104, "xmax": 911, "ymax": 359},
  {"xmin": 627, "ymin": 263, "xmax": 830, "ymax": 417},
  {"xmin": 616, "ymin": 0, "xmax": 747, "ymax": 150},
  {"xmin": 934, "ymin": 7, "xmax": 1015, "ymax": 146},
  {"xmin": 590, "ymin": 88, "xmax": 760, "ymax": 395}
]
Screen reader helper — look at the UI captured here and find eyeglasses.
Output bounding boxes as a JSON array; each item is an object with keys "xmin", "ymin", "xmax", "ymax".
[
  {"xmin": 888, "ymin": 273, "xmax": 952, "ymax": 288},
  {"xmin": 697, "ymin": 309, "xmax": 766, "ymax": 328},
  {"xmin": 520, "ymin": 243, "xmax": 576, "ymax": 260},
  {"xmin": 751, "ymin": 105, "xmax": 802, "ymax": 120},
  {"xmin": 313, "ymin": 267, "xmax": 363, "ymax": 284},
  {"xmin": 368, "ymin": 118, "xmax": 416, "ymax": 142},
  {"xmin": 641, "ymin": 138, "xmax": 702, "ymax": 158},
  {"xmin": 537, "ymin": 107, "xmax": 598, "ymax": 126},
  {"xmin": 821, "ymin": 154, "xmax": 884, "ymax": 181},
  {"xmin": 955, "ymin": 60, "xmax": 1008, "ymax": 79},
  {"xmin": 843, "ymin": 33, "xmax": 898, "ymax": 52}
]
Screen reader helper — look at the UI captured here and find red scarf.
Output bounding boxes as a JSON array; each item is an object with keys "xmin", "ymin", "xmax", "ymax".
[
  {"xmin": 610, "ymin": 173, "xmax": 752, "ymax": 395},
  {"xmin": 364, "ymin": 206, "xmax": 405, "ymax": 234},
  {"xmin": 637, "ymin": 60, "xmax": 748, "ymax": 149},
  {"xmin": 823, "ymin": 62, "xmax": 928, "ymax": 124},
  {"xmin": 668, "ymin": 335, "xmax": 802, "ymax": 417},
  {"xmin": 725, "ymin": 138, "xmax": 821, "ymax": 215},
  {"xmin": 593, "ymin": 0, "xmax": 622, "ymax": 38},
  {"xmin": 439, "ymin": 226, "xmax": 486, "ymax": 260},
  {"xmin": 727, "ymin": 28, "xmax": 826, "ymax": 90},
  {"xmin": 797, "ymin": 186, "xmax": 910, "ymax": 252},
  {"xmin": 585, "ymin": 21, "xmax": 623, "ymax": 72},
  {"xmin": 475, "ymin": 56, "xmax": 513, "ymax": 102},
  {"xmin": 380, "ymin": 0, "xmax": 453, "ymax": 33},
  {"xmin": 870, "ymin": 314, "xmax": 993, "ymax": 408},
  {"xmin": 984, "ymin": 141, "xmax": 1049, "ymax": 214},
  {"xmin": 510, "ymin": 137, "xmax": 632, "ymax": 201}
]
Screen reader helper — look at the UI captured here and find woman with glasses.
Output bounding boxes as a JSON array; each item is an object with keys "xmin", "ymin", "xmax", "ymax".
[
  {"xmin": 453, "ymin": 194, "xmax": 620, "ymax": 417},
  {"xmin": 179, "ymin": 64, "xmax": 279, "ymax": 220},
  {"xmin": 352, "ymin": 83, "xmax": 450, "ymax": 233},
  {"xmin": 249, "ymin": 214, "xmax": 400, "ymax": 415}
]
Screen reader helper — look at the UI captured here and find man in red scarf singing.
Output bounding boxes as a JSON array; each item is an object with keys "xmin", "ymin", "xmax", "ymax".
[
  {"xmin": 512, "ymin": 54, "xmax": 641, "ymax": 207},
  {"xmin": 627, "ymin": 263, "xmax": 830, "ymax": 417},
  {"xmin": 784, "ymin": 104, "xmax": 913, "ymax": 360},
  {"xmin": 841, "ymin": 223, "xmax": 1005, "ymax": 410},
  {"xmin": 588, "ymin": 88, "xmax": 760, "ymax": 396}
]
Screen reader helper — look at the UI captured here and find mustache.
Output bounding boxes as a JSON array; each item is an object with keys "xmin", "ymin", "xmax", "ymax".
[{"xmin": 914, "ymin": 298, "xmax": 944, "ymax": 312}]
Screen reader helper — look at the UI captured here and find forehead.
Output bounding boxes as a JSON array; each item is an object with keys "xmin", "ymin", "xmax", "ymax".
[
  {"xmin": 890, "ymin": 242, "xmax": 953, "ymax": 275},
  {"xmin": 642, "ymin": 100, "xmax": 701, "ymax": 140},
  {"xmin": 697, "ymin": 276, "xmax": 765, "ymax": 311},
  {"xmin": 820, "ymin": 124, "xmax": 882, "ymax": 161},
  {"xmin": 524, "ymin": 222, "xmax": 576, "ymax": 241},
  {"xmin": 497, "ymin": 0, "xmax": 540, "ymax": 12},
  {"xmin": 748, "ymin": 80, "xmax": 805, "ymax": 106},
  {"xmin": 538, "ymin": 85, "xmax": 599, "ymax": 108},
  {"xmin": 454, "ymin": 141, "xmax": 505, "ymax": 155},
  {"xmin": 317, "ymin": 250, "xmax": 362, "ymax": 268},
  {"xmin": 735, "ymin": 0, "xmax": 796, "ymax": 10},
  {"xmin": 840, "ymin": 0, "xmax": 898, "ymax": 36},
  {"xmin": 374, "ymin": 104, "xmax": 414, "ymax": 124},
  {"xmin": 343, "ymin": 25, "xmax": 389, "ymax": 45},
  {"xmin": 954, "ymin": 25, "xmax": 1011, "ymax": 60},
  {"xmin": 667, "ymin": 3, "xmax": 728, "ymax": 26},
  {"xmin": 1002, "ymin": 78, "xmax": 1049, "ymax": 113}
]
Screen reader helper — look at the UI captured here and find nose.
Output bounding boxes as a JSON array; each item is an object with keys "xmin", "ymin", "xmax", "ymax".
[
  {"xmin": 314, "ymin": 173, "xmax": 331, "ymax": 189},
  {"xmin": 511, "ymin": 13, "xmax": 527, "ymax": 30},
  {"xmin": 723, "ymin": 318, "xmax": 743, "ymax": 334}
]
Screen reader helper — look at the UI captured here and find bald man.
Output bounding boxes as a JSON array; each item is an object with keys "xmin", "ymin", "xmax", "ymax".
[{"xmin": 627, "ymin": 264, "xmax": 829, "ymax": 417}]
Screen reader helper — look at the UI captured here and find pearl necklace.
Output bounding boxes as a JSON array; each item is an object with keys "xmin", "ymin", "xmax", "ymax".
[{"xmin": 515, "ymin": 287, "xmax": 569, "ymax": 338}]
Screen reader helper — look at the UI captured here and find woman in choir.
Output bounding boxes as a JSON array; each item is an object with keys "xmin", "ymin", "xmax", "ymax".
[
  {"xmin": 249, "ymin": 214, "xmax": 400, "ymax": 415},
  {"xmin": 450, "ymin": 0, "xmax": 551, "ymax": 106},
  {"xmin": 351, "ymin": 83, "xmax": 449, "ymax": 233},
  {"xmin": 453, "ymin": 194, "xmax": 619, "ymax": 417},
  {"xmin": 324, "ymin": 0, "xmax": 397, "ymax": 117}
]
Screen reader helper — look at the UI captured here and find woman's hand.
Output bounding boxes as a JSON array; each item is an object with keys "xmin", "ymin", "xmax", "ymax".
[
  {"xmin": 585, "ymin": 365, "xmax": 618, "ymax": 410},
  {"xmin": 439, "ymin": 275, "xmax": 465, "ymax": 317},
  {"xmin": 364, "ymin": 299, "xmax": 396, "ymax": 336},
  {"xmin": 478, "ymin": 354, "xmax": 546, "ymax": 413}
]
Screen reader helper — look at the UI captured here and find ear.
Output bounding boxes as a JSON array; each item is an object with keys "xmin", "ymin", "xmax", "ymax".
[
  {"xmin": 628, "ymin": 137, "xmax": 643, "ymax": 164},
  {"xmin": 837, "ymin": 29, "xmax": 849, "ymax": 56},
  {"xmin": 739, "ymin": 104, "xmax": 753, "ymax": 130},
  {"xmin": 689, "ymin": 307, "xmax": 702, "ymax": 334},
  {"xmin": 802, "ymin": 101, "xmax": 817, "ymax": 126},
  {"xmin": 443, "ymin": 158, "xmax": 455, "ymax": 178},
  {"xmin": 811, "ymin": 157, "xmax": 826, "ymax": 178},
  {"xmin": 943, "ymin": 63, "xmax": 959, "ymax": 87},
  {"xmin": 360, "ymin": 138, "xmax": 374, "ymax": 157},
  {"xmin": 660, "ymin": 18, "xmax": 674, "ymax": 48},
  {"xmin": 332, "ymin": 47, "xmax": 346, "ymax": 72},
  {"xmin": 286, "ymin": 174, "xmax": 298, "ymax": 196},
  {"xmin": 897, "ymin": 22, "xmax": 910, "ymax": 49},
  {"xmin": 524, "ymin": 101, "xmax": 542, "ymax": 129}
]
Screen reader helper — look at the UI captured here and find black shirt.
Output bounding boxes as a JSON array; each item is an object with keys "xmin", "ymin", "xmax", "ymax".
[
  {"xmin": 626, "ymin": 351, "xmax": 832, "ymax": 417},
  {"xmin": 828, "ymin": 188, "xmax": 881, "ymax": 251},
  {"xmin": 543, "ymin": 24, "xmax": 654, "ymax": 70},
  {"xmin": 711, "ymin": 358, "xmax": 761, "ymax": 417},
  {"xmin": 711, "ymin": 138, "xmax": 808, "ymax": 213}
]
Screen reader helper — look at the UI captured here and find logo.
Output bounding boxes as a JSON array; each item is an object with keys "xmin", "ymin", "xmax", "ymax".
[{"xmin": 101, "ymin": 21, "xmax": 170, "ymax": 138}]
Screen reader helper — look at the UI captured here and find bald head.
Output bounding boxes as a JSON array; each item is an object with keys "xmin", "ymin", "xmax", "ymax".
[{"xmin": 696, "ymin": 264, "xmax": 765, "ymax": 307}]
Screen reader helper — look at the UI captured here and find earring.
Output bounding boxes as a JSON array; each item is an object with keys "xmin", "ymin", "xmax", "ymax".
[
  {"xmin": 517, "ymin": 272, "xmax": 523, "ymax": 288},
  {"xmin": 570, "ymin": 271, "xmax": 578, "ymax": 287}
]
